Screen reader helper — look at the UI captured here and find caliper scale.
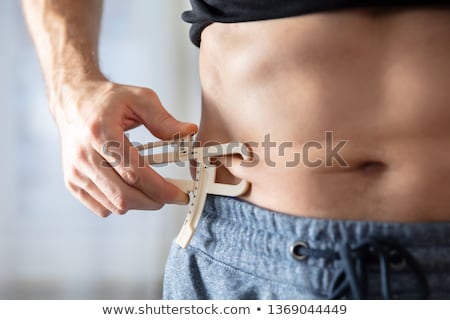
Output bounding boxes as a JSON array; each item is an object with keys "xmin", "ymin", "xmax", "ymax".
[{"xmin": 138, "ymin": 136, "xmax": 250, "ymax": 248}]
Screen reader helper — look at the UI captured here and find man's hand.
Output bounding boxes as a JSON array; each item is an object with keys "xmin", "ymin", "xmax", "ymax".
[
  {"xmin": 55, "ymin": 80, "xmax": 197, "ymax": 217},
  {"xmin": 22, "ymin": 0, "xmax": 197, "ymax": 217}
]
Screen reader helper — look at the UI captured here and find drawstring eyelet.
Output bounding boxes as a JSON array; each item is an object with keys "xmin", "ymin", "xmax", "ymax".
[
  {"xmin": 290, "ymin": 241, "xmax": 308, "ymax": 260},
  {"xmin": 388, "ymin": 248, "xmax": 407, "ymax": 270},
  {"xmin": 290, "ymin": 238, "xmax": 429, "ymax": 299}
]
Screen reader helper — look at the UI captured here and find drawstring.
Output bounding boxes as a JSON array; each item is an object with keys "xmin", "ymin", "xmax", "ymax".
[{"xmin": 291, "ymin": 238, "xmax": 429, "ymax": 299}]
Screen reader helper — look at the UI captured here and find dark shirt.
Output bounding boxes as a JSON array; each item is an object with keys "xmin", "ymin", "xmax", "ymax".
[{"xmin": 182, "ymin": 0, "xmax": 449, "ymax": 46}]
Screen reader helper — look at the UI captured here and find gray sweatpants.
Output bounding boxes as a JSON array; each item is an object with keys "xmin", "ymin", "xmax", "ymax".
[{"xmin": 163, "ymin": 195, "xmax": 450, "ymax": 299}]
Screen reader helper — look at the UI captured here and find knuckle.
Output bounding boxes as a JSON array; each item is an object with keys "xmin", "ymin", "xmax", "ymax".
[
  {"xmin": 110, "ymin": 192, "xmax": 129, "ymax": 213},
  {"xmin": 64, "ymin": 179, "xmax": 77, "ymax": 193},
  {"xmin": 121, "ymin": 169, "xmax": 139, "ymax": 186},
  {"xmin": 115, "ymin": 208, "xmax": 128, "ymax": 215},
  {"xmin": 66, "ymin": 168, "xmax": 91, "ymax": 190},
  {"xmin": 64, "ymin": 165, "xmax": 81, "ymax": 183},
  {"xmin": 72, "ymin": 147, "xmax": 88, "ymax": 164},
  {"xmin": 74, "ymin": 187, "xmax": 86, "ymax": 199},
  {"xmin": 137, "ymin": 87, "xmax": 157, "ymax": 100}
]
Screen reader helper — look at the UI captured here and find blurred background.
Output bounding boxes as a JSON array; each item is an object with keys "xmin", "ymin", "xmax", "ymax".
[{"xmin": 0, "ymin": 0, "xmax": 200, "ymax": 299}]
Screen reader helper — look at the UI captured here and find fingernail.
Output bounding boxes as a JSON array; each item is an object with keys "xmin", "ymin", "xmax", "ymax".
[
  {"xmin": 180, "ymin": 122, "xmax": 198, "ymax": 133},
  {"xmin": 175, "ymin": 192, "xmax": 189, "ymax": 205}
]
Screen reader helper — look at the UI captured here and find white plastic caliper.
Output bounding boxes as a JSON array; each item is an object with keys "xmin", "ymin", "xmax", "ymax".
[{"xmin": 138, "ymin": 136, "xmax": 250, "ymax": 248}]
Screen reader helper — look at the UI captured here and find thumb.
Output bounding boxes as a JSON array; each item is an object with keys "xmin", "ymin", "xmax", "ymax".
[
  {"xmin": 133, "ymin": 89, "xmax": 198, "ymax": 140},
  {"xmin": 149, "ymin": 110, "xmax": 198, "ymax": 141}
]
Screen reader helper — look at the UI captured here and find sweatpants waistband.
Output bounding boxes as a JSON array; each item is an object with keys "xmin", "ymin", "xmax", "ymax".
[{"xmin": 188, "ymin": 195, "xmax": 450, "ymax": 298}]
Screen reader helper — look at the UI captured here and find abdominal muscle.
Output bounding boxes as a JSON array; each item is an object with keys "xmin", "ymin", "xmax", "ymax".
[{"xmin": 195, "ymin": 6, "xmax": 450, "ymax": 222}]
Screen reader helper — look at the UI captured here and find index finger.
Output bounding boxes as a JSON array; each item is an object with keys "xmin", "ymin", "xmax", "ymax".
[{"xmin": 95, "ymin": 131, "xmax": 189, "ymax": 205}]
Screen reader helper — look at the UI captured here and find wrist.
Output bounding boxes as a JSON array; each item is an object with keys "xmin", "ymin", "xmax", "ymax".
[
  {"xmin": 48, "ymin": 72, "xmax": 110, "ymax": 127},
  {"xmin": 48, "ymin": 65, "xmax": 105, "ymax": 95}
]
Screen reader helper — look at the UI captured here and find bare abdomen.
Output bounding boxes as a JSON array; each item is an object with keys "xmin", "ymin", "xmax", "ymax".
[{"xmin": 196, "ymin": 7, "xmax": 450, "ymax": 221}]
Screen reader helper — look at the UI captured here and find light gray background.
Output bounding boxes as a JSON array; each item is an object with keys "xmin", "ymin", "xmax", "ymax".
[{"xmin": 0, "ymin": 0, "xmax": 201, "ymax": 299}]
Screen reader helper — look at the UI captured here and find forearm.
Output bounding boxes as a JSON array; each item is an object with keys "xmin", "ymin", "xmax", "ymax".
[
  {"xmin": 22, "ymin": 0, "xmax": 105, "ymax": 114},
  {"xmin": 22, "ymin": 1, "xmax": 196, "ymax": 216}
]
